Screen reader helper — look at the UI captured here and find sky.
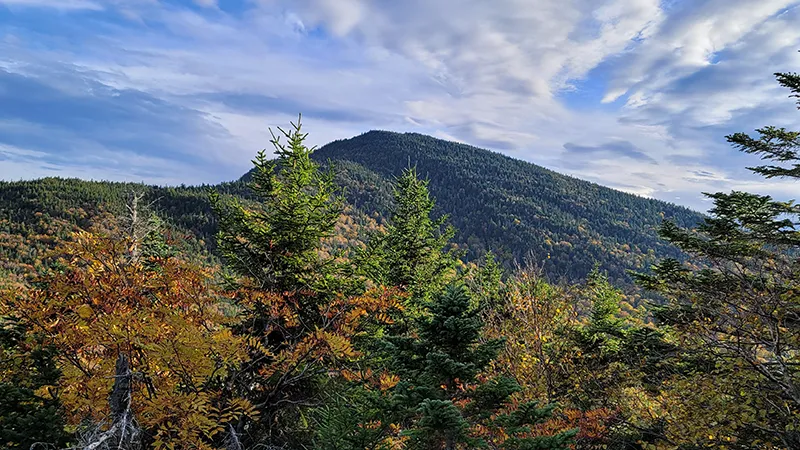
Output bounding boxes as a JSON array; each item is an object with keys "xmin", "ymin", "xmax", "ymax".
[{"xmin": 1, "ymin": 0, "xmax": 799, "ymax": 211}]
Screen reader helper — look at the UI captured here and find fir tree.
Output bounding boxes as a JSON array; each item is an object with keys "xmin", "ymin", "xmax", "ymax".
[
  {"xmin": 0, "ymin": 318, "xmax": 68, "ymax": 449},
  {"xmin": 312, "ymin": 284, "xmax": 576, "ymax": 450},
  {"xmin": 384, "ymin": 285, "xmax": 576, "ymax": 449},
  {"xmin": 466, "ymin": 252, "xmax": 505, "ymax": 311},
  {"xmin": 212, "ymin": 115, "xmax": 345, "ymax": 297}
]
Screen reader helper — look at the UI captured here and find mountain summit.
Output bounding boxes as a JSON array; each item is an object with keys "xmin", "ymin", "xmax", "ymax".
[{"xmin": 312, "ymin": 130, "xmax": 701, "ymax": 284}]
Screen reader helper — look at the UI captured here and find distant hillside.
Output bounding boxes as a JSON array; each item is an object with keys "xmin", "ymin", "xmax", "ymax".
[
  {"xmin": 0, "ymin": 179, "xmax": 215, "ymax": 277},
  {"xmin": 0, "ymin": 130, "xmax": 701, "ymax": 286},
  {"xmin": 312, "ymin": 130, "xmax": 702, "ymax": 284},
  {"xmin": 0, "ymin": 178, "xmax": 377, "ymax": 278}
]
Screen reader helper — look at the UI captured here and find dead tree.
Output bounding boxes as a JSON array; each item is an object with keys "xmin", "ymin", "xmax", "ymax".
[{"xmin": 74, "ymin": 354, "xmax": 142, "ymax": 450}]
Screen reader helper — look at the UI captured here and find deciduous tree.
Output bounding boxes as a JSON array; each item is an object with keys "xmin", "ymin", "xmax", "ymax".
[{"xmin": 1, "ymin": 217, "xmax": 252, "ymax": 449}]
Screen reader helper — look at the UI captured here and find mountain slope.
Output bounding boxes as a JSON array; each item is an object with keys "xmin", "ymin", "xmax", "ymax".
[
  {"xmin": 313, "ymin": 130, "xmax": 701, "ymax": 284},
  {"xmin": 0, "ymin": 130, "xmax": 701, "ymax": 287}
]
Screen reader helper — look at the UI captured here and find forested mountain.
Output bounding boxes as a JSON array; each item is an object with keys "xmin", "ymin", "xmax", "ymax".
[
  {"xmin": 0, "ymin": 178, "xmax": 380, "ymax": 279},
  {"xmin": 0, "ymin": 131, "xmax": 701, "ymax": 286},
  {"xmin": 0, "ymin": 179, "xmax": 212, "ymax": 276},
  {"xmin": 312, "ymin": 131, "xmax": 701, "ymax": 284}
]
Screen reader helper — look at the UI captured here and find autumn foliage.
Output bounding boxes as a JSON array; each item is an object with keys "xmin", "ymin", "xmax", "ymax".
[{"xmin": 1, "ymin": 222, "xmax": 253, "ymax": 448}]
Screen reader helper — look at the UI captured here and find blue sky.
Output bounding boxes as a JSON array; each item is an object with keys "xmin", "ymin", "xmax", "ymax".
[{"xmin": 1, "ymin": 0, "xmax": 799, "ymax": 211}]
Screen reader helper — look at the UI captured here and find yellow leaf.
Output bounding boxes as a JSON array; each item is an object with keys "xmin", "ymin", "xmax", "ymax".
[{"xmin": 76, "ymin": 304, "xmax": 93, "ymax": 319}]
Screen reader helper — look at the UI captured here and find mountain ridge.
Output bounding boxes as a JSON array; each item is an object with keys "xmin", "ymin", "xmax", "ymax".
[{"xmin": 322, "ymin": 129, "xmax": 689, "ymax": 208}]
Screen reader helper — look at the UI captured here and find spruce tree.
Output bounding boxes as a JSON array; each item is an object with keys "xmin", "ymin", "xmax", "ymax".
[
  {"xmin": 212, "ymin": 116, "xmax": 344, "ymax": 297},
  {"xmin": 211, "ymin": 117, "xmax": 346, "ymax": 446},
  {"xmin": 312, "ymin": 284, "xmax": 576, "ymax": 450},
  {"xmin": 0, "ymin": 318, "xmax": 67, "ymax": 449},
  {"xmin": 360, "ymin": 167, "xmax": 458, "ymax": 306},
  {"xmin": 466, "ymin": 252, "xmax": 505, "ymax": 311},
  {"xmin": 383, "ymin": 284, "xmax": 576, "ymax": 449}
]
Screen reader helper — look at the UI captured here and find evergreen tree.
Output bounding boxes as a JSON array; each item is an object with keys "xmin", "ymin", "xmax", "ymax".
[
  {"xmin": 391, "ymin": 284, "xmax": 500, "ymax": 449},
  {"xmin": 579, "ymin": 270, "xmax": 629, "ymax": 362},
  {"xmin": 312, "ymin": 284, "xmax": 576, "ymax": 450},
  {"xmin": 466, "ymin": 252, "xmax": 505, "ymax": 311},
  {"xmin": 360, "ymin": 167, "xmax": 458, "ymax": 306},
  {"xmin": 0, "ymin": 318, "xmax": 68, "ymax": 449},
  {"xmin": 557, "ymin": 271, "xmax": 637, "ymax": 414},
  {"xmin": 635, "ymin": 69, "xmax": 800, "ymax": 447},
  {"xmin": 387, "ymin": 285, "xmax": 575, "ymax": 449},
  {"xmin": 210, "ymin": 117, "xmax": 348, "ymax": 446},
  {"xmin": 212, "ymin": 116, "xmax": 345, "ymax": 297}
]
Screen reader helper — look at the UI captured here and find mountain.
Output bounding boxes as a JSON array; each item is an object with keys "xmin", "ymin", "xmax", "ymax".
[
  {"xmin": 0, "ymin": 130, "xmax": 701, "ymax": 286},
  {"xmin": 312, "ymin": 130, "xmax": 701, "ymax": 285}
]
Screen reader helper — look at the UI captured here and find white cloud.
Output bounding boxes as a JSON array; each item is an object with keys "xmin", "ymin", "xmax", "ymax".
[
  {"xmin": 2, "ymin": 0, "xmax": 800, "ymax": 210},
  {"xmin": 0, "ymin": 0, "xmax": 102, "ymax": 9},
  {"xmin": 604, "ymin": 0, "xmax": 799, "ymax": 104},
  {"xmin": 287, "ymin": 0, "xmax": 662, "ymax": 101},
  {"xmin": 0, "ymin": 140, "xmax": 206, "ymax": 185}
]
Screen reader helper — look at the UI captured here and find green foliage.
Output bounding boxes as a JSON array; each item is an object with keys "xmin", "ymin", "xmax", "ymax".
[
  {"xmin": 4, "ymin": 112, "xmax": 771, "ymax": 450},
  {"xmin": 635, "ymin": 69, "xmax": 800, "ymax": 447},
  {"xmin": 562, "ymin": 274, "xmax": 637, "ymax": 412},
  {"xmin": 385, "ymin": 285, "xmax": 575, "ymax": 449},
  {"xmin": 311, "ymin": 283, "xmax": 576, "ymax": 450},
  {"xmin": 316, "ymin": 130, "xmax": 701, "ymax": 286},
  {"xmin": 405, "ymin": 399, "xmax": 475, "ymax": 449},
  {"xmin": 532, "ymin": 271, "xmax": 683, "ymax": 447},
  {"xmin": 0, "ymin": 126, "xmax": 701, "ymax": 292},
  {"xmin": 0, "ymin": 177, "xmax": 223, "ymax": 281},
  {"xmin": 497, "ymin": 401, "xmax": 574, "ymax": 450},
  {"xmin": 581, "ymin": 269, "xmax": 629, "ymax": 357},
  {"xmin": 212, "ymin": 117, "xmax": 345, "ymax": 296},
  {"xmin": 311, "ymin": 385, "xmax": 394, "ymax": 450},
  {"xmin": 0, "ymin": 318, "xmax": 68, "ymax": 449},
  {"xmin": 389, "ymin": 285, "xmax": 503, "ymax": 393},
  {"xmin": 726, "ymin": 72, "xmax": 800, "ymax": 180},
  {"xmin": 359, "ymin": 167, "xmax": 458, "ymax": 305},
  {"xmin": 210, "ymin": 117, "xmax": 351, "ymax": 447}
]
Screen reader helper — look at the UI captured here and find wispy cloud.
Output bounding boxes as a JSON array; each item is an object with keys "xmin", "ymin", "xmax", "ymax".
[
  {"xmin": 0, "ymin": 0, "xmax": 799, "ymax": 211},
  {"xmin": 0, "ymin": 0, "xmax": 102, "ymax": 10},
  {"xmin": 563, "ymin": 141, "xmax": 658, "ymax": 164}
]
